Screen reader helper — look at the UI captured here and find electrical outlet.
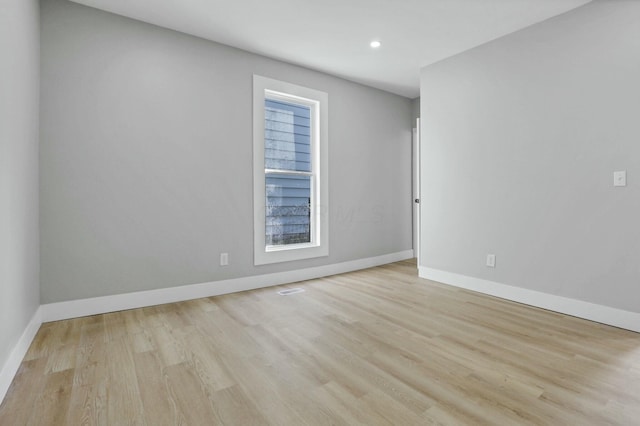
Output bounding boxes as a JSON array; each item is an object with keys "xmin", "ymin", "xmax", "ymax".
[
  {"xmin": 614, "ymin": 170, "xmax": 627, "ymax": 187},
  {"xmin": 220, "ymin": 253, "xmax": 229, "ymax": 266},
  {"xmin": 486, "ymin": 254, "xmax": 496, "ymax": 268}
]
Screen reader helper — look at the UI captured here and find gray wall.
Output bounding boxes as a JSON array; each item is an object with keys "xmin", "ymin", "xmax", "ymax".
[
  {"xmin": 420, "ymin": 0, "xmax": 640, "ymax": 312},
  {"xmin": 0, "ymin": 0, "xmax": 40, "ymax": 368},
  {"xmin": 40, "ymin": 0, "xmax": 413, "ymax": 303}
]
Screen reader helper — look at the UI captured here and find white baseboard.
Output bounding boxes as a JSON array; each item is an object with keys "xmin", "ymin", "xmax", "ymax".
[
  {"xmin": 41, "ymin": 250, "xmax": 414, "ymax": 322},
  {"xmin": 0, "ymin": 307, "xmax": 42, "ymax": 404},
  {"xmin": 419, "ymin": 267, "xmax": 640, "ymax": 333}
]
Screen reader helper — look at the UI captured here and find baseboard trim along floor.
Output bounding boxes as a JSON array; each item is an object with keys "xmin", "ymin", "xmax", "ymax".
[
  {"xmin": 419, "ymin": 266, "xmax": 640, "ymax": 333},
  {"xmin": 0, "ymin": 307, "xmax": 42, "ymax": 404},
  {"xmin": 41, "ymin": 250, "xmax": 415, "ymax": 323}
]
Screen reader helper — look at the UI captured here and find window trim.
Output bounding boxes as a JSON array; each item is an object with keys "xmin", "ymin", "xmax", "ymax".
[{"xmin": 253, "ymin": 75, "xmax": 329, "ymax": 265}]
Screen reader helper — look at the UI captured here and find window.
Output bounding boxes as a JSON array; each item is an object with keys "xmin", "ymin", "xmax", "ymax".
[{"xmin": 253, "ymin": 75, "xmax": 328, "ymax": 265}]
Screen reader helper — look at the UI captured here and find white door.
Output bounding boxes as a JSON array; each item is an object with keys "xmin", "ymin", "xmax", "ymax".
[{"xmin": 412, "ymin": 118, "xmax": 421, "ymax": 263}]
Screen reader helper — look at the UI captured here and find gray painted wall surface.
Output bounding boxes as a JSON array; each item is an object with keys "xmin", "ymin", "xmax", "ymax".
[
  {"xmin": 40, "ymin": 0, "xmax": 412, "ymax": 303},
  {"xmin": 420, "ymin": 0, "xmax": 640, "ymax": 312},
  {"xmin": 0, "ymin": 0, "xmax": 40, "ymax": 368}
]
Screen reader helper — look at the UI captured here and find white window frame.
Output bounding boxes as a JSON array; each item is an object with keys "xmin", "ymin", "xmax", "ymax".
[{"xmin": 253, "ymin": 75, "xmax": 329, "ymax": 265}]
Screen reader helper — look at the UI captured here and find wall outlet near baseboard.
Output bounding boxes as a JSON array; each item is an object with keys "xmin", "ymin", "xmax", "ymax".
[
  {"xmin": 614, "ymin": 170, "xmax": 627, "ymax": 187},
  {"xmin": 486, "ymin": 254, "xmax": 496, "ymax": 268},
  {"xmin": 220, "ymin": 253, "xmax": 229, "ymax": 266}
]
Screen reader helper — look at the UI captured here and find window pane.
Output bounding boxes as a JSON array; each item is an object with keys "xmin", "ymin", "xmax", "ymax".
[
  {"xmin": 266, "ymin": 173, "xmax": 311, "ymax": 246},
  {"xmin": 265, "ymin": 99, "xmax": 311, "ymax": 172}
]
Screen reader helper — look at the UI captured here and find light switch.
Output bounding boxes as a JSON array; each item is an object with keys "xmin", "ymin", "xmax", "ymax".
[{"xmin": 613, "ymin": 170, "xmax": 626, "ymax": 187}]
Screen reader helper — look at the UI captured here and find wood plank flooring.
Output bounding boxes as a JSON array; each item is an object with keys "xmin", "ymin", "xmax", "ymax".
[{"xmin": 1, "ymin": 259, "xmax": 639, "ymax": 425}]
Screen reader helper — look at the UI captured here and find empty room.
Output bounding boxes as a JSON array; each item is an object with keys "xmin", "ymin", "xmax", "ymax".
[{"xmin": 1, "ymin": 0, "xmax": 639, "ymax": 424}]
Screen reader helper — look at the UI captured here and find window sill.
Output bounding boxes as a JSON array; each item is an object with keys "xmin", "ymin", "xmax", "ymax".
[{"xmin": 255, "ymin": 243, "xmax": 328, "ymax": 265}]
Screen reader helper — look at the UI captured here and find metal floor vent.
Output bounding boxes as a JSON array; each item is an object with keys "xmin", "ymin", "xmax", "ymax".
[{"xmin": 278, "ymin": 288, "xmax": 305, "ymax": 296}]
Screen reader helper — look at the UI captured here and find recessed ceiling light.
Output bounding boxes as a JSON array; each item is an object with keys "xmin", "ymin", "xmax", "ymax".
[{"xmin": 370, "ymin": 40, "xmax": 381, "ymax": 48}]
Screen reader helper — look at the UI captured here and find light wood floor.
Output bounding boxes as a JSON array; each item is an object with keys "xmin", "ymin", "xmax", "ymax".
[{"xmin": 1, "ymin": 260, "xmax": 639, "ymax": 425}]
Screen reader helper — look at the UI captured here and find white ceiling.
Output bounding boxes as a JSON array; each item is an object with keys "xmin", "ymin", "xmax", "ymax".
[{"xmin": 69, "ymin": 0, "xmax": 592, "ymax": 98}]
